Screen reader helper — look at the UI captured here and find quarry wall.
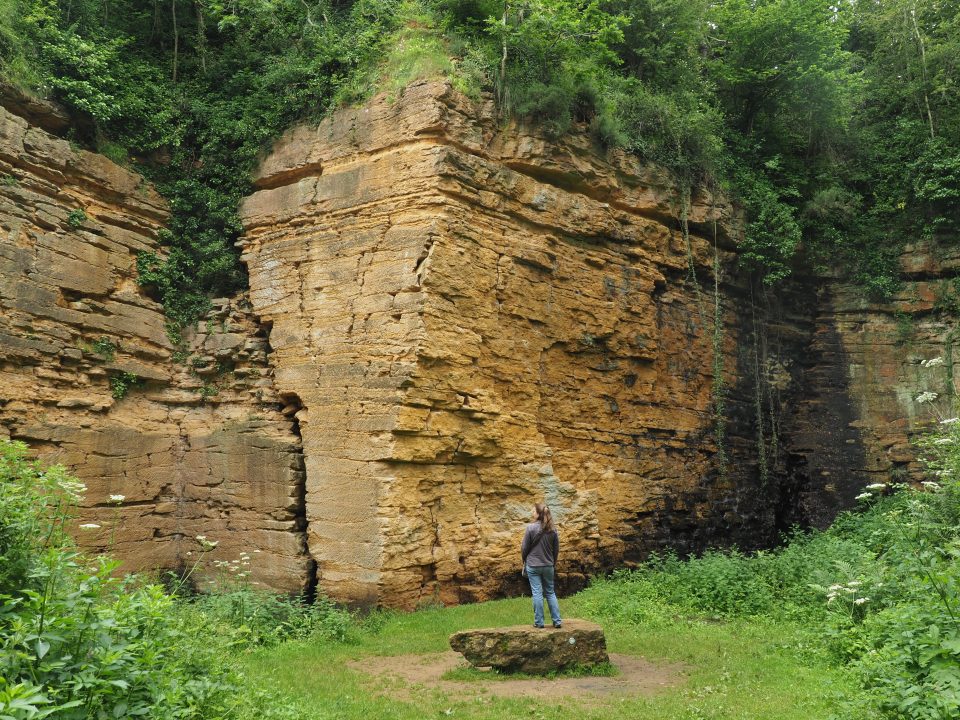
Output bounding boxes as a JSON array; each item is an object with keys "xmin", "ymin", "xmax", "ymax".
[{"xmin": 2, "ymin": 81, "xmax": 955, "ymax": 607}]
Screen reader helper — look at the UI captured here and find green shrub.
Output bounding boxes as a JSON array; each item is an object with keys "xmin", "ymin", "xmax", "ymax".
[
  {"xmin": 66, "ymin": 208, "xmax": 86, "ymax": 228},
  {"xmin": 90, "ymin": 336, "xmax": 116, "ymax": 361},
  {"xmin": 187, "ymin": 589, "xmax": 358, "ymax": 647},
  {"xmin": 0, "ymin": 440, "xmax": 240, "ymax": 719}
]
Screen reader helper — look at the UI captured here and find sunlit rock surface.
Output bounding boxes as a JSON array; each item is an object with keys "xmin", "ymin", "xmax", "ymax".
[
  {"xmin": 0, "ymin": 92, "xmax": 310, "ymax": 592},
  {"xmin": 2, "ymin": 80, "xmax": 952, "ymax": 606}
]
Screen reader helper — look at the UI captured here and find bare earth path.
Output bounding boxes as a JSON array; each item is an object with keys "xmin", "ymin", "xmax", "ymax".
[{"xmin": 348, "ymin": 652, "xmax": 686, "ymax": 700}]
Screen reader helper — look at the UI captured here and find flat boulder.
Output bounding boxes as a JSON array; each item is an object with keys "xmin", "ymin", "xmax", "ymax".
[{"xmin": 449, "ymin": 619, "xmax": 609, "ymax": 674}]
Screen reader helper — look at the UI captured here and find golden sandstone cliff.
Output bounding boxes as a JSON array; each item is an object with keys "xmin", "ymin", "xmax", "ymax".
[
  {"xmin": 2, "ymin": 80, "xmax": 958, "ymax": 608},
  {"xmin": 0, "ymin": 88, "xmax": 310, "ymax": 593}
]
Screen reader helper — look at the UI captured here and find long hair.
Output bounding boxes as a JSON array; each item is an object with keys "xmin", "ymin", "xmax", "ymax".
[{"xmin": 534, "ymin": 503, "xmax": 555, "ymax": 534}]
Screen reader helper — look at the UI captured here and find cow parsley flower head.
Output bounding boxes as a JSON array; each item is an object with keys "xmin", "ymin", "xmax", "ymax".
[
  {"xmin": 915, "ymin": 391, "xmax": 938, "ymax": 404},
  {"xmin": 195, "ymin": 535, "xmax": 218, "ymax": 551},
  {"xmin": 108, "ymin": 494, "xmax": 126, "ymax": 504},
  {"xmin": 79, "ymin": 523, "xmax": 101, "ymax": 530},
  {"xmin": 940, "ymin": 417, "xmax": 959, "ymax": 425},
  {"xmin": 58, "ymin": 478, "xmax": 87, "ymax": 500},
  {"xmin": 855, "ymin": 492, "xmax": 873, "ymax": 501},
  {"xmin": 865, "ymin": 483, "xmax": 887, "ymax": 491},
  {"xmin": 921, "ymin": 357, "xmax": 945, "ymax": 368}
]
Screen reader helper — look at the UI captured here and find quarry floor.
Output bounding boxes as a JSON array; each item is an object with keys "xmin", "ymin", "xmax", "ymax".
[{"xmin": 240, "ymin": 595, "xmax": 859, "ymax": 719}]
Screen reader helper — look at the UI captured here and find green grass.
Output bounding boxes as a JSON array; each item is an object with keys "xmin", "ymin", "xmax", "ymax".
[{"xmin": 238, "ymin": 594, "xmax": 859, "ymax": 720}]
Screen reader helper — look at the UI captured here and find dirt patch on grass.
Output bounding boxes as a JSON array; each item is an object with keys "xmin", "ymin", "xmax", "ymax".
[{"xmin": 347, "ymin": 651, "xmax": 686, "ymax": 700}]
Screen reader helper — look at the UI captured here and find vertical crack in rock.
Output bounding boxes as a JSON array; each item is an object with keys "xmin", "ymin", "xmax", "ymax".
[
  {"xmin": 280, "ymin": 390, "xmax": 316, "ymax": 598},
  {"xmin": 172, "ymin": 427, "xmax": 191, "ymax": 576}
]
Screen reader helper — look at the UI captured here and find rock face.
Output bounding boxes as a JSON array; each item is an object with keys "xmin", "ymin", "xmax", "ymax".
[
  {"xmin": 3, "ymin": 79, "xmax": 954, "ymax": 607},
  {"xmin": 778, "ymin": 247, "xmax": 960, "ymax": 529},
  {"xmin": 449, "ymin": 619, "xmax": 609, "ymax": 673},
  {"xmin": 238, "ymin": 80, "xmax": 806, "ymax": 608},
  {"xmin": 0, "ymin": 91, "xmax": 310, "ymax": 592}
]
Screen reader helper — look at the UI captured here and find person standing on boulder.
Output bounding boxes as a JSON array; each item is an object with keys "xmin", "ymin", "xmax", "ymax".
[{"xmin": 521, "ymin": 503, "xmax": 562, "ymax": 629}]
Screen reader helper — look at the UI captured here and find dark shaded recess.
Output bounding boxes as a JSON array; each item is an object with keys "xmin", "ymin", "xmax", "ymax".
[
  {"xmin": 279, "ymin": 390, "xmax": 317, "ymax": 601},
  {"xmin": 776, "ymin": 284, "xmax": 870, "ymax": 530},
  {"xmin": 600, "ymin": 269, "xmax": 871, "ymax": 576}
]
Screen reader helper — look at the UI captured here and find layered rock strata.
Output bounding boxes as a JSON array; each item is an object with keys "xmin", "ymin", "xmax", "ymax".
[
  {"xmin": 0, "ymin": 95, "xmax": 309, "ymax": 592},
  {"xmin": 239, "ymin": 81, "xmax": 796, "ymax": 608},
  {"xmin": 779, "ymin": 244, "xmax": 960, "ymax": 528},
  {"xmin": 4, "ymin": 79, "xmax": 952, "ymax": 606}
]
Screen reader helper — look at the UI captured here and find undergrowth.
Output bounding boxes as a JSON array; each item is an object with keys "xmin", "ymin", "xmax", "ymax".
[{"xmin": 0, "ymin": 439, "xmax": 352, "ymax": 720}]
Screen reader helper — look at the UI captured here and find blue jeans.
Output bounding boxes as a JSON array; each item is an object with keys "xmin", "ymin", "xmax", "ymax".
[{"xmin": 526, "ymin": 564, "xmax": 561, "ymax": 627}]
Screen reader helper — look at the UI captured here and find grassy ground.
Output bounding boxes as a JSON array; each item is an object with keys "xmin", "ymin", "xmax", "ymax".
[{"xmin": 238, "ymin": 593, "xmax": 857, "ymax": 720}]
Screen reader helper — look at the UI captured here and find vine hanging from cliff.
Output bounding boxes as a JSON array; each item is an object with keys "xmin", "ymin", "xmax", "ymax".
[{"xmin": 711, "ymin": 211, "xmax": 728, "ymax": 477}]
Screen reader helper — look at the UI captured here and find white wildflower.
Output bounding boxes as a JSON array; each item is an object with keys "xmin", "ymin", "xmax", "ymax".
[
  {"xmin": 921, "ymin": 357, "xmax": 945, "ymax": 368},
  {"xmin": 252, "ymin": 549, "xmax": 261, "ymax": 553},
  {"xmin": 854, "ymin": 597, "xmax": 869, "ymax": 605},
  {"xmin": 855, "ymin": 492, "xmax": 873, "ymax": 501},
  {"xmin": 865, "ymin": 483, "xmax": 887, "ymax": 491},
  {"xmin": 922, "ymin": 481, "xmax": 942, "ymax": 491},
  {"xmin": 848, "ymin": 581, "xmax": 861, "ymax": 587},
  {"xmin": 79, "ymin": 523, "xmax": 101, "ymax": 530},
  {"xmin": 108, "ymin": 494, "xmax": 126, "ymax": 503},
  {"xmin": 828, "ymin": 584, "xmax": 843, "ymax": 591},
  {"xmin": 934, "ymin": 438, "xmax": 954, "ymax": 445},
  {"xmin": 196, "ymin": 535, "xmax": 218, "ymax": 551},
  {"xmin": 915, "ymin": 391, "xmax": 938, "ymax": 404},
  {"xmin": 58, "ymin": 479, "xmax": 87, "ymax": 499},
  {"xmin": 940, "ymin": 417, "xmax": 959, "ymax": 425}
]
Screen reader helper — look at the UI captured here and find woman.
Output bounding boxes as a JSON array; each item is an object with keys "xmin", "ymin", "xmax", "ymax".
[{"xmin": 521, "ymin": 503, "xmax": 562, "ymax": 629}]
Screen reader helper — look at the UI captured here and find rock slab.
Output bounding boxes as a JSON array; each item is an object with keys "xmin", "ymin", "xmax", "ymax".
[{"xmin": 449, "ymin": 619, "xmax": 609, "ymax": 674}]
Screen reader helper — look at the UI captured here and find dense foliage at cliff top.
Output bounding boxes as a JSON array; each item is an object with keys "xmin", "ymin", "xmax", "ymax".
[
  {"xmin": 3, "ymin": 422, "xmax": 960, "ymax": 718},
  {"xmin": 1, "ymin": 0, "xmax": 959, "ymax": 322}
]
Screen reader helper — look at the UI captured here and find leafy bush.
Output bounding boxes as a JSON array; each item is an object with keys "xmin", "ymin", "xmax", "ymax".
[
  {"xmin": 0, "ymin": 440, "xmax": 359, "ymax": 719},
  {"xmin": 186, "ymin": 588, "xmax": 358, "ymax": 647},
  {"xmin": 0, "ymin": 441, "xmax": 240, "ymax": 719}
]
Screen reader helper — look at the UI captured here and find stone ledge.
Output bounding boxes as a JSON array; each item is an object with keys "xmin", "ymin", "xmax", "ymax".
[{"xmin": 449, "ymin": 619, "xmax": 609, "ymax": 674}]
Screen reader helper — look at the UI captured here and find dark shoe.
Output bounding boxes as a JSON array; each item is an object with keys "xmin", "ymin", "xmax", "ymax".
[
  {"xmin": 534, "ymin": 624, "xmax": 544, "ymax": 628},
  {"xmin": 553, "ymin": 623, "xmax": 562, "ymax": 629}
]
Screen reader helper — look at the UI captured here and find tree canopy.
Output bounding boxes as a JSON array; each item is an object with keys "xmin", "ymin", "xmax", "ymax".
[{"xmin": 1, "ymin": 0, "xmax": 958, "ymax": 316}]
